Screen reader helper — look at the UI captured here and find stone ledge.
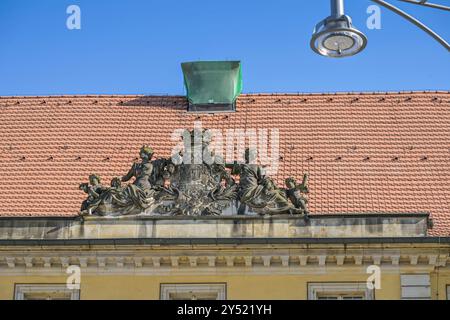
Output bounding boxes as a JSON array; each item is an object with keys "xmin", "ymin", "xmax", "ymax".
[{"xmin": 0, "ymin": 213, "xmax": 429, "ymax": 240}]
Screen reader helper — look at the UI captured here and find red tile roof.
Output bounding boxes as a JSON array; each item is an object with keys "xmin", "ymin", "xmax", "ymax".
[{"xmin": 0, "ymin": 91, "xmax": 449, "ymax": 236}]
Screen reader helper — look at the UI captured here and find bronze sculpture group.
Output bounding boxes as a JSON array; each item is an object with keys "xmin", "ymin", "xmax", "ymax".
[{"xmin": 79, "ymin": 130, "xmax": 309, "ymax": 217}]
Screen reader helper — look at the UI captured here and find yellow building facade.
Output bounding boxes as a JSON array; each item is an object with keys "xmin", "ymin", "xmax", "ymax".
[{"xmin": 1, "ymin": 215, "xmax": 449, "ymax": 300}]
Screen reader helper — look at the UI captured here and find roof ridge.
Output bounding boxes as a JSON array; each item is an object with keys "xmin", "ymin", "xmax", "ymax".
[
  {"xmin": 0, "ymin": 94, "xmax": 187, "ymax": 99},
  {"xmin": 240, "ymin": 90, "xmax": 450, "ymax": 96},
  {"xmin": 0, "ymin": 90, "xmax": 449, "ymax": 99}
]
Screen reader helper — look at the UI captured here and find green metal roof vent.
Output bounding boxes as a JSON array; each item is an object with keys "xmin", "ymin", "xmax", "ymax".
[{"xmin": 181, "ymin": 61, "xmax": 242, "ymax": 112}]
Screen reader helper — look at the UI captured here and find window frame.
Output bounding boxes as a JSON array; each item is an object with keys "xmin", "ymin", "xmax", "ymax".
[
  {"xmin": 160, "ymin": 283, "xmax": 227, "ymax": 300},
  {"xmin": 307, "ymin": 282, "xmax": 374, "ymax": 300},
  {"xmin": 400, "ymin": 274, "xmax": 431, "ymax": 300},
  {"xmin": 14, "ymin": 284, "xmax": 80, "ymax": 300}
]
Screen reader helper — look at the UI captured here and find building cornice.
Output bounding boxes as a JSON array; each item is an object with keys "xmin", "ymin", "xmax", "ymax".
[
  {"xmin": 0, "ymin": 242, "xmax": 448, "ymax": 276},
  {"xmin": 1, "ymin": 236, "xmax": 448, "ymax": 247}
]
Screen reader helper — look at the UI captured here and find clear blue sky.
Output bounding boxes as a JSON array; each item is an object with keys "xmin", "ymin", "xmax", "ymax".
[{"xmin": 0, "ymin": 0, "xmax": 448, "ymax": 95}]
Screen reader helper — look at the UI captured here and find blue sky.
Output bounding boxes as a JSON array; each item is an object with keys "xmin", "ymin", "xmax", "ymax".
[{"xmin": 0, "ymin": 0, "xmax": 448, "ymax": 95}]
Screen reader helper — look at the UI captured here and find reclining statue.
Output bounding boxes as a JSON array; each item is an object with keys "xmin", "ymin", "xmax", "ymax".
[
  {"xmin": 80, "ymin": 146, "xmax": 161, "ymax": 216},
  {"xmin": 228, "ymin": 148, "xmax": 308, "ymax": 216}
]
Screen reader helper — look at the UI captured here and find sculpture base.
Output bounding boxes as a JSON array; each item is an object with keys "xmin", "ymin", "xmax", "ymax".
[{"xmin": 0, "ymin": 213, "xmax": 429, "ymax": 240}]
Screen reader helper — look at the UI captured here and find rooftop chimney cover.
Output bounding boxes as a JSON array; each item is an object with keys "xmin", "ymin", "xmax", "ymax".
[{"xmin": 181, "ymin": 61, "xmax": 242, "ymax": 112}]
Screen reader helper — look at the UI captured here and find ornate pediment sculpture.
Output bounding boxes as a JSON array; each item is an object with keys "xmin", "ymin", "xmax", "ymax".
[{"xmin": 79, "ymin": 129, "xmax": 309, "ymax": 218}]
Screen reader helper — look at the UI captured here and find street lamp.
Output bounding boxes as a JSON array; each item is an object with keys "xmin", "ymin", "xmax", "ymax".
[
  {"xmin": 311, "ymin": 0, "xmax": 450, "ymax": 58},
  {"xmin": 311, "ymin": 0, "xmax": 368, "ymax": 58}
]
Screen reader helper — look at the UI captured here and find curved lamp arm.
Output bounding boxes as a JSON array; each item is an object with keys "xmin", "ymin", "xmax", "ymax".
[
  {"xmin": 397, "ymin": 0, "xmax": 450, "ymax": 12},
  {"xmin": 370, "ymin": 0, "xmax": 450, "ymax": 51}
]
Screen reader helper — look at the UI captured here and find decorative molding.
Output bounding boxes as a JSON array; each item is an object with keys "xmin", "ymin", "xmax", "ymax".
[
  {"xmin": 410, "ymin": 255, "xmax": 419, "ymax": 265},
  {"xmin": 24, "ymin": 257, "xmax": 33, "ymax": 268},
  {"xmin": 78, "ymin": 257, "xmax": 88, "ymax": 268},
  {"xmin": 308, "ymin": 283, "xmax": 374, "ymax": 300},
  {"xmin": 391, "ymin": 255, "xmax": 400, "ymax": 265},
  {"xmin": 170, "ymin": 257, "xmax": 179, "ymax": 267},
  {"xmin": 160, "ymin": 283, "xmax": 226, "ymax": 300},
  {"xmin": 262, "ymin": 256, "xmax": 271, "ymax": 267},
  {"xmin": 318, "ymin": 255, "xmax": 327, "ymax": 266},
  {"xmin": 428, "ymin": 255, "xmax": 438, "ymax": 265},
  {"xmin": 372, "ymin": 255, "xmax": 382, "ymax": 265},
  {"xmin": 244, "ymin": 256, "xmax": 252, "ymax": 267},
  {"xmin": 336, "ymin": 255, "xmax": 345, "ymax": 266},
  {"xmin": 189, "ymin": 257, "xmax": 197, "ymax": 267},
  {"xmin": 353, "ymin": 255, "xmax": 363, "ymax": 265},
  {"xmin": 299, "ymin": 255, "xmax": 308, "ymax": 266},
  {"xmin": 152, "ymin": 257, "xmax": 161, "ymax": 267},
  {"xmin": 60, "ymin": 257, "xmax": 70, "ymax": 268},
  {"xmin": 225, "ymin": 256, "xmax": 234, "ymax": 267},
  {"xmin": 438, "ymin": 254, "xmax": 448, "ymax": 267},
  {"xmin": 115, "ymin": 257, "xmax": 124, "ymax": 268},
  {"xmin": 14, "ymin": 284, "xmax": 80, "ymax": 300},
  {"xmin": 281, "ymin": 256, "xmax": 290, "ymax": 267},
  {"xmin": 134, "ymin": 257, "xmax": 143, "ymax": 268},
  {"xmin": 43, "ymin": 257, "xmax": 52, "ymax": 268},
  {"xmin": 97, "ymin": 257, "xmax": 106, "ymax": 267},
  {"xmin": 207, "ymin": 256, "xmax": 216, "ymax": 267},
  {"xmin": 6, "ymin": 257, "xmax": 15, "ymax": 268},
  {"xmin": 1, "ymin": 248, "xmax": 448, "ymax": 276}
]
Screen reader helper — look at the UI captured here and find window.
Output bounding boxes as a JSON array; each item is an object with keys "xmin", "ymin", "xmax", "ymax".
[
  {"xmin": 400, "ymin": 274, "xmax": 431, "ymax": 300},
  {"xmin": 308, "ymin": 283, "xmax": 374, "ymax": 300},
  {"xmin": 160, "ymin": 283, "xmax": 226, "ymax": 300},
  {"xmin": 14, "ymin": 284, "xmax": 80, "ymax": 300},
  {"xmin": 317, "ymin": 293, "xmax": 365, "ymax": 300}
]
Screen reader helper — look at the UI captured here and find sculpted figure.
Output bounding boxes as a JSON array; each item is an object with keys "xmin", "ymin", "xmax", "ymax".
[
  {"xmin": 93, "ymin": 177, "xmax": 131, "ymax": 215},
  {"xmin": 227, "ymin": 148, "xmax": 264, "ymax": 214},
  {"xmin": 209, "ymin": 155, "xmax": 235, "ymax": 187},
  {"xmin": 80, "ymin": 146, "xmax": 162, "ymax": 216},
  {"xmin": 150, "ymin": 158, "xmax": 171, "ymax": 187},
  {"xmin": 120, "ymin": 145, "xmax": 159, "ymax": 212},
  {"xmin": 155, "ymin": 161, "xmax": 182, "ymax": 203},
  {"xmin": 259, "ymin": 178, "xmax": 297, "ymax": 214},
  {"xmin": 79, "ymin": 174, "xmax": 106, "ymax": 215},
  {"xmin": 285, "ymin": 174, "xmax": 309, "ymax": 214},
  {"xmin": 162, "ymin": 161, "xmax": 178, "ymax": 187},
  {"xmin": 122, "ymin": 145, "xmax": 154, "ymax": 189},
  {"xmin": 110, "ymin": 177, "xmax": 123, "ymax": 191},
  {"xmin": 204, "ymin": 156, "xmax": 237, "ymax": 215},
  {"xmin": 229, "ymin": 149, "xmax": 261, "ymax": 199},
  {"xmin": 231, "ymin": 148, "xmax": 305, "ymax": 215},
  {"xmin": 78, "ymin": 130, "xmax": 312, "ymax": 218}
]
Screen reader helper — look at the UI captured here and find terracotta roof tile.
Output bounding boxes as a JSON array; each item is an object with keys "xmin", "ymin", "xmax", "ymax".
[{"xmin": 0, "ymin": 91, "xmax": 449, "ymax": 236}]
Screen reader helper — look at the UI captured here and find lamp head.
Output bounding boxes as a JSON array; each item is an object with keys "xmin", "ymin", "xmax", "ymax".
[{"xmin": 311, "ymin": 14, "xmax": 367, "ymax": 58}]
